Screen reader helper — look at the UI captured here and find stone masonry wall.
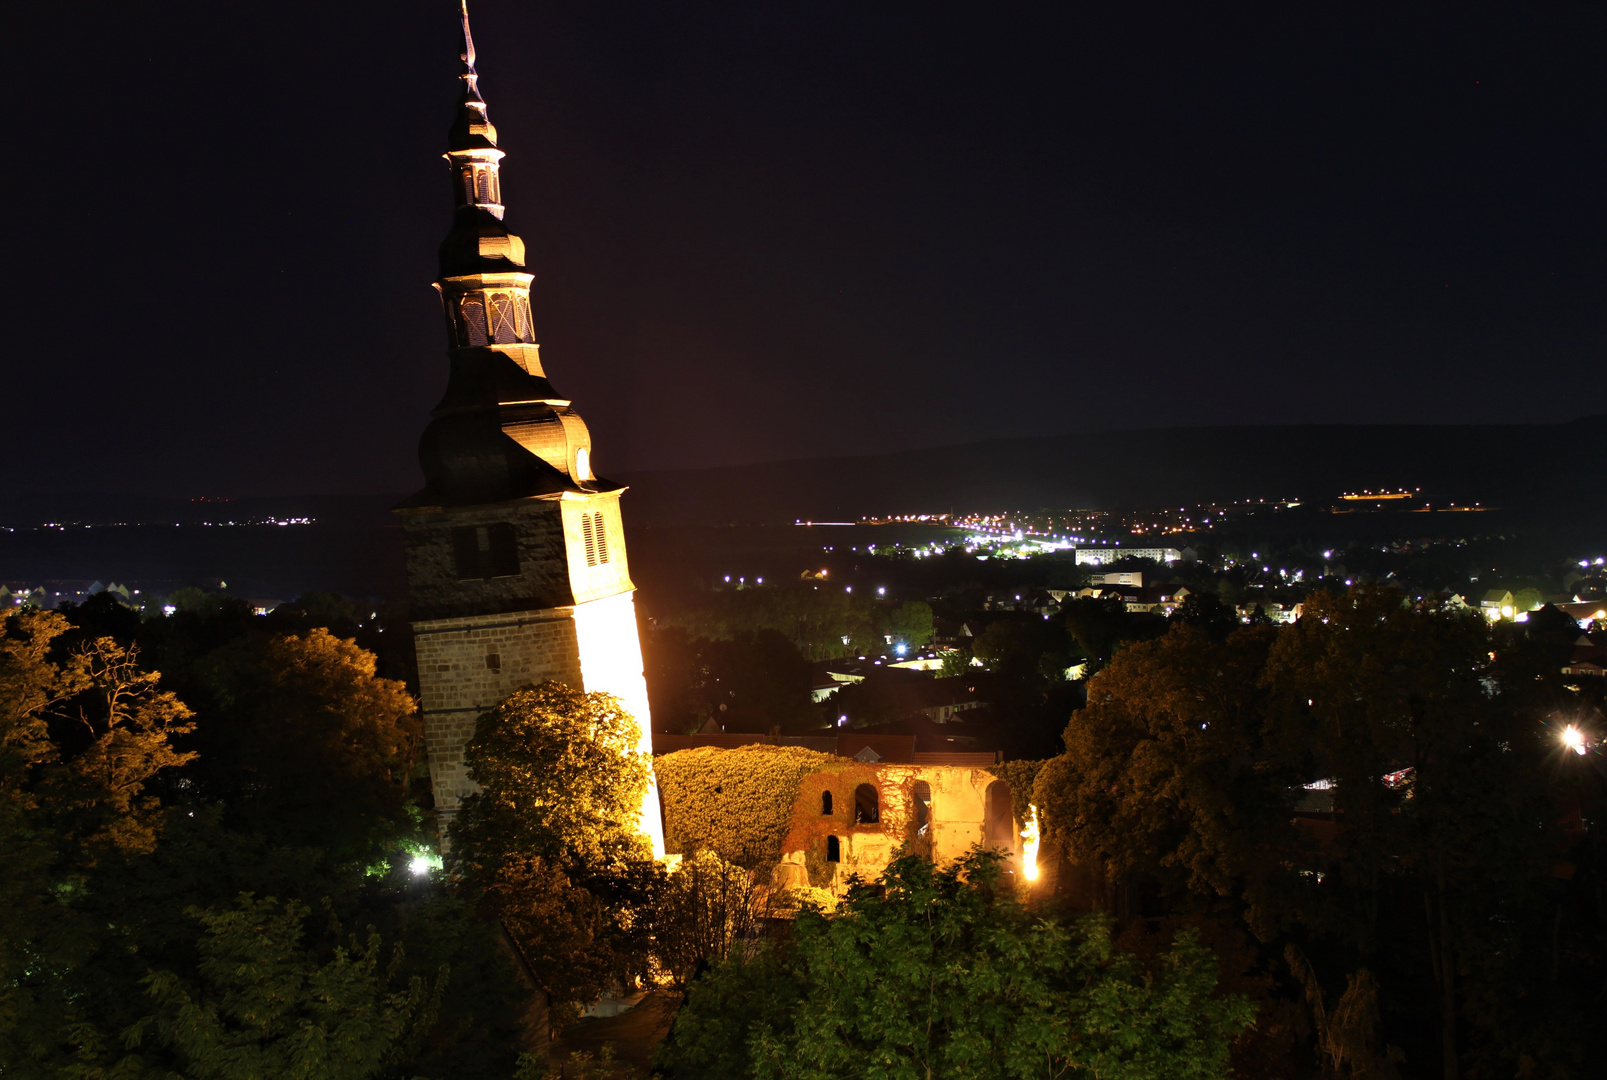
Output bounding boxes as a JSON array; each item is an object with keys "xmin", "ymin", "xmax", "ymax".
[
  {"xmin": 413, "ymin": 608, "xmax": 583, "ymax": 817},
  {"xmin": 399, "ymin": 498, "xmax": 573, "ymax": 621}
]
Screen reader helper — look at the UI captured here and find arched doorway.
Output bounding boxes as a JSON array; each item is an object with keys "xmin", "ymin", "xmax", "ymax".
[{"xmin": 984, "ymin": 780, "xmax": 1015, "ymax": 853}]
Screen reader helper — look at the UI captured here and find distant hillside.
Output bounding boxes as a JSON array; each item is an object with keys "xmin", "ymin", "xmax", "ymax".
[{"xmin": 618, "ymin": 417, "xmax": 1605, "ymax": 528}]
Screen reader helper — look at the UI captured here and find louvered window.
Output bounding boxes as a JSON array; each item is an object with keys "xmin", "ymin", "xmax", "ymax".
[
  {"xmin": 488, "ymin": 292, "xmax": 518, "ymax": 343},
  {"xmin": 580, "ymin": 512, "xmax": 610, "ymax": 568},
  {"xmin": 451, "ymin": 523, "xmax": 520, "ymax": 580},
  {"xmin": 458, "ymin": 295, "xmax": 487, "ymax": 347},
  {"xmin": 459, "ymin": 167, "xmax": 476, "ymax": 206},
  {"xmin": 475, "ymin": 167, "xmax": 491, "ymax": 203}
]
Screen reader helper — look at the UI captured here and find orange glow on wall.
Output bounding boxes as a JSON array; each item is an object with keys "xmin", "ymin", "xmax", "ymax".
[{"xmin": 572, "ymin": 590, "xmax": 667, "ymax": 858}]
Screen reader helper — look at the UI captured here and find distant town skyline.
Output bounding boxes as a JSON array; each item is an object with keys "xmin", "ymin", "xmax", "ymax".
[{"xmin": 3, "ymin": 1, "xmax": 1601, "ymax": 498}]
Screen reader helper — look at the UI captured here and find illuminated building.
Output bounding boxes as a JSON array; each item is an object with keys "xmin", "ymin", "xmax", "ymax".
[
  {"xmin": 1074, "ymin": 546, "xmax": 1181, "ymax": 566},
  {"xmin": 395, "ymin": 4, "xmax": 664, "ymax": 855}
]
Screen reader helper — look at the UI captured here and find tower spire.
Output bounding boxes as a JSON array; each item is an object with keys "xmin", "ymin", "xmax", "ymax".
[
  {"xmin": 396, "ymin": 0, "xmax": 665, "ymax": 861},
  {"xmin": 459, "ymin": 0, "xmax": 477, "ymax": 74}
]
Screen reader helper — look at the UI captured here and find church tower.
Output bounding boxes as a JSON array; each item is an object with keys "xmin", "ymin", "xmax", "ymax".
[{"xmin": 397, "ymin": 2, "xmax": 664, "ymax": 856}]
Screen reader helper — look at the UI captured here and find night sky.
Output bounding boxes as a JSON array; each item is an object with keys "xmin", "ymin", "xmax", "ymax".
[{"xmin": 4, "ymin": 2, "xmax": 1601, "ymax": 500}]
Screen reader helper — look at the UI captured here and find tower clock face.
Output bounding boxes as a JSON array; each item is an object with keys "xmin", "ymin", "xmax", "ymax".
[{"xmin": 575, "ymin": 446, "xmax": 592, "ymax": 480}]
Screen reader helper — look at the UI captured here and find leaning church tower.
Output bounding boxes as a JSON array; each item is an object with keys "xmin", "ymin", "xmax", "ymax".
[{"xmin": 396, "ymin": 2, "xmax": 664, "ymax": 856}]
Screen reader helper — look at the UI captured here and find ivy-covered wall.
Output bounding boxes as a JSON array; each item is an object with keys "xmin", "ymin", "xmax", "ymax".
[
  {"xmin": 657, "ymin": 746, "xmax": 1025, "ymax": 892},
  {"xmin": 656, "ymin": 746, "xmax": 840, "ymax": 866},
  {"xmin": 987, "ymin": 759, "xmax": 1046, "ymax": 825}
]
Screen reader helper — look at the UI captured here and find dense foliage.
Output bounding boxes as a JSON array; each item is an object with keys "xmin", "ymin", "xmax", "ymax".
[
  {"xmin": 447, "ymin": 681, "xmax": 661, "ymax": 1017},
  {"xmin": 655, "ymin": 745, "xmax": 840, "ymax": 865},
  {"xmin": 1032, "ymin": 586, "xmax": 1602, "ymax": 1079},
  {"xmin": 0, "ymin": 598, "xmax": 526, "ymax": 1080},
  {"xmin": 656, "ymin": 583, "xmax": 934, "ymax": 662},
  {"xmin": 659, "ymin": 850, "xmax": 1255, "ymax": 1079}
]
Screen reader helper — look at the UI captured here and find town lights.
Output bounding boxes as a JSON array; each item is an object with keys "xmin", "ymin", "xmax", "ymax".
[{"xmin": 1561, "ymin": 725, "xmax": 1589, "ymax": 756}]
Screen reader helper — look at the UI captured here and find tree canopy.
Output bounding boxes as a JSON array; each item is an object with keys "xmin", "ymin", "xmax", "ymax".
[
  {"xmin": 659, "ymin": 850, "xmax": 1255, "ymax": 1080},
  {"xmin": 447, "ymin": 681, "xmax": 659, "ymax": 1015}
]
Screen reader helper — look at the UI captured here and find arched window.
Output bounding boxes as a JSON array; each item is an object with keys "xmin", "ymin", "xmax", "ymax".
[
  {"xmin": 475, "ymin": 167, "xmax": 491, "ymax": 204},
  {"xmin": 825, "ymin": 835, "xmax": 840, "ymax": 862},
  {"xmin": 853, "ymin": 783, "xmax": 880, "ymax": 825},
  {"xmin": 985, "ymin": 780, "xmax": 1014, "ymax": 852},
  {"xmin": 821, "ymin": 790, "xmax": 833, "ymax": 815},
  {"xmin": 488, "ymin": 293, "xmax": 519, "ymax": 343},
  {"xmin": 513, "ymin": 294, "xmax": 531, "ymax": 340},
  {"xmin": 458, "ymin": 295, "xmax": 487, "ymax": 347},
  {"xmin": 912, "ymin": 781, "xmax": 932, "ymax": 836}
]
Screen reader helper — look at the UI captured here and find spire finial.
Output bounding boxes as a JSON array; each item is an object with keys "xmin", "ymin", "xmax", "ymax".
[{"xmin": 459, "ymin": 0, "xmax": 477, "ymax": 73}]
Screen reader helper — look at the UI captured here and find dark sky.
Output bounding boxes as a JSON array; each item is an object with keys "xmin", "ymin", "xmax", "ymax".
[{"xmin": 4, "ymin": 1, "xmax": 1601, "ymax": 498}]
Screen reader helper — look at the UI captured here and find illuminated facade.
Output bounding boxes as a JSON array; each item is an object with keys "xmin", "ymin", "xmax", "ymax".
[{"xmin": 396, "ymin": 4, "xmax": 664, "ymax": 855}]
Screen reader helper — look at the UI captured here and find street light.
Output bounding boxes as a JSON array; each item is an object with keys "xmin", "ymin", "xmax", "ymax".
[{"xmin": 1562, "ymin": 725, "xmax": 1588, "ymax": 756}]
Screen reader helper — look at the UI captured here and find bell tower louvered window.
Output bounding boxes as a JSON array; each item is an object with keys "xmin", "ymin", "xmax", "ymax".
[{"xmin": 580, "ymin": 512, "xmax": 610, "ymax": 568}]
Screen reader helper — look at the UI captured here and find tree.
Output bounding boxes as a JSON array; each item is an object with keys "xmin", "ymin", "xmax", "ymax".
[
  {"xmin": 1168, "ymin": 592, "xmax": 1240, "ymax": 643},
  {"xmin": 448, "ymin": 681, "xmax": 658, "ymax": 1014},
  {"xmin": 1062, "ymin": 596, "xmax": 1165, "ymax": 673},
  {"xmin": 0, "ymin": 611, "xmax": 197, "ymax": 1075},
  {"xmin": 194, "ymin": 628, "xmax": 420, "ymax": 860},
  {"xmin": 1036, "ymin": 623, "xmax": 1303, "ymax": 939},
  {"xmin": 117, "ymin": 894, "xmax": 441, "ymax": 1080},
  {"xmin": 653, "ymin": 849, "xmax": 763, "ymax": 988},
  {"xmin": 1259, "ymin": 587, "xmax": 1558, "ymax": 1080},
  {"xmin": 887, "ymin": 600, "xmax": 935, "ymax": 649},
  {"xmin": 658, "ymin": 850, "xmax": 1254, "ymax": 1080}
]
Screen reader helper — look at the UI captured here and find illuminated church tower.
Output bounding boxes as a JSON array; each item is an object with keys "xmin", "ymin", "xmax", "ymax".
[{"xmin": 397, "ymin": 3, "xmax": 664, "ymax": 855}]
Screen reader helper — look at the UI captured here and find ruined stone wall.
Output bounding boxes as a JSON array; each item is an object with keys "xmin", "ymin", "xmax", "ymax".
[{"xmin": 777, "ymin": 764, "xmax": 1021, "ymax": 894}]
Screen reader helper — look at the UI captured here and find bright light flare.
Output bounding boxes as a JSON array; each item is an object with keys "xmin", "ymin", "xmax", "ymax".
[
  {"xmin": 1562, "ymin": 725, "xmax": 1588, "ymax": 756},
  {"xmin": 409, "ymin": 855, "xmax": 433, "ymax": 876},
  {"xmin": 1021, "ymin": 804, "xmax": 1041, "ymax": 882}
]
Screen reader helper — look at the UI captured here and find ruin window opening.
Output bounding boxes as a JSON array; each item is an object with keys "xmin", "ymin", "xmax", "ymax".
[
  {"xmin": 853, "ymin": 783, "xmax": 880, "ymax": 825},
  {"xmin": 912, "ymin": 781, "xmax": 932, "ymax": 836},
  {"xmin": 821, "ymin": 790, "xmax": 833, "ymax": 815},
  {"xmin": 984, "ymin": 780, "xmax": 1015, "ymax": 853},
  {"xmin": 825, "ymin": 835, "xmax": 840, "ymax": 862}
]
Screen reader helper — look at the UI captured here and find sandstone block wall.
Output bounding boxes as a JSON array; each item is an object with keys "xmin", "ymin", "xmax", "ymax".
[
  {"xmin": 778, "ymin": 765, "xmax": 1020, "ymax": 893},
  {"xmin": 413, "ymin": 608, "xmax": 583, "ymax": 815},
  {"xmin": 399, "ymin": 499, "xmax": 573, "ymax": 621}
]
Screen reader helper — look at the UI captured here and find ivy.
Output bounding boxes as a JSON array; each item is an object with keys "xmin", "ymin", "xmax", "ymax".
[
  {"xmin": 986, "ymin": 758, "xmax": 1047, "ymax": 825},
  {"xmin": 656, "ymin": 746, "xmax": 842, "ymax": 867}
]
